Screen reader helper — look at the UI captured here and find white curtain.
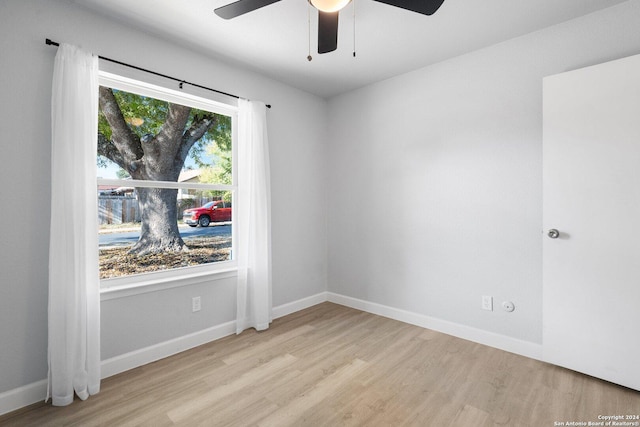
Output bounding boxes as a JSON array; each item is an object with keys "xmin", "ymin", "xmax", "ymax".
[
  {"xmin": 47, "ymin": 44, "xmax": 101, "ymax": 406},
  {"xmin": 236, "ymin": 99, "xmax": 272, "ymax": 334}
]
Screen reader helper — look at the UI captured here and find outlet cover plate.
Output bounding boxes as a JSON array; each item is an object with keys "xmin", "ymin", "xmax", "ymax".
[
  {"xmin": 192, "ymin": 296, "xmax": 201, "ymax": 312},
  {"xmin": 482, "ymin": 295, "xmax": 493, "ymax": 311}
]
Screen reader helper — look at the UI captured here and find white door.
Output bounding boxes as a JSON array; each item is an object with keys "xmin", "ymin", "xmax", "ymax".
[{"xmin": 543, "ymin": 54, "xmax": 640, "ymax": 391}]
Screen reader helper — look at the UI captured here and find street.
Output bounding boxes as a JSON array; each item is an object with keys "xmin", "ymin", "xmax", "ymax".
[{"xmin": 99, "ymin": 223, "xmax": 232, "ymax": 248}]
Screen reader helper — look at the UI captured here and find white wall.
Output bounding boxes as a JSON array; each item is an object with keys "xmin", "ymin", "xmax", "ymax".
[
  {"xmin": 0, "ymin": 0, "xmax": 327, "ymax": 395},
  {"xmin": 326, "ymin": 1, "xmax": 640, "ymax": 345}
]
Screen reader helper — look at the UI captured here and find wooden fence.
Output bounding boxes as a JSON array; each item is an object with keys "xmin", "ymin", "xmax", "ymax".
[{"xmin": 98, "ymin": 196, "xmax": 140, "ymax": 225}]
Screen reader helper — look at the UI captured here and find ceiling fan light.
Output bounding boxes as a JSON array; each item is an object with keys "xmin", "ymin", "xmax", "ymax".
[{"xmin": 310, "ymin": 0, "xmax": 351, "ymax": 13}]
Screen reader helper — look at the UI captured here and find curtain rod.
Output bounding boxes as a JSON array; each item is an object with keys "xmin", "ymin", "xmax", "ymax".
[{"xmin": 45, "ymin": 38, "xmax": 271, "ymax": 109}]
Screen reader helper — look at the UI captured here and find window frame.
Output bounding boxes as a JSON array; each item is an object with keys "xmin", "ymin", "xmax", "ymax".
[{"xmin": 97, "ymin": 71, "xmax": 239, "ymax": 297}]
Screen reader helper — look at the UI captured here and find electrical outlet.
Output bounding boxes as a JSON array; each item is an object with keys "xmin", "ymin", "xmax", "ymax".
[
  {"xmin": 482, "ymin": 295, "xmax": 493, "ymax": 311},
  {"xmin": 192, "ymin": 296, "xmax": 201, "ymax": 312},
  {"xmin": 502, "ymin": 301, "xmax": 515, "ymax": 312}
]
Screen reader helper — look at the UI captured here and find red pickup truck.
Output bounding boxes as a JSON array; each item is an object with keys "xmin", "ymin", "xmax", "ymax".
[{"xmin": 183, "ymin": 200, "xmax": 232, "ymax": 227}]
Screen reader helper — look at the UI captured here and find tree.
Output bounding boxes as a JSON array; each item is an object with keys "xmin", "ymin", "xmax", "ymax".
[
  {"xmin": 98, "ymin": 86, "xmax": 230, "ymax": 255},
  {"xmin": 199, "ymin": 143, "xmax": 232, "ymax": 202},
  {"xmin": 115, "ymin": 168, "xmax": 130, "ymax": 179}
]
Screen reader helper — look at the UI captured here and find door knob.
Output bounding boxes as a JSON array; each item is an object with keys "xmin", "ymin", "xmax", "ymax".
[{"xmin": 548, "ymin": 229, "xmax": 560, "ymax": 239}]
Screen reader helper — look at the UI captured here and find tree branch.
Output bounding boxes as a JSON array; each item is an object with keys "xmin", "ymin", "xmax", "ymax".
[
  {"xmin": 177, "ymin": 114, "xmax": 218, "ymax": 167},
  {"xmin": 155, "ymin": 103, "xmax": 191, "ymax": 154},
  {"xmin": 98, "ymin": 87, "xmax": 144, "ymax": 174},
  {"xmin": 139, "ymin": 103, "xmax": 191, "ymax": 180},
  {"xmin": 97, "ymin": 133, "xmax": 125, "ymax": 169}
]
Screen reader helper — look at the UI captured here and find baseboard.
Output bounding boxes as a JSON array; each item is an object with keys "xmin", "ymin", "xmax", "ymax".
[
  {"xmin": 100, "ymin": 320, "xmax": 237, "ymax": 379},
  {"xmin": 327, "ymin": 292, "xmax": 543, "ymax": 361},
  {"xmin": 272, "ymin": 292, "xmax": 328, "ymax": 319},
  {"xmin": 0, "ymin": 379, "xmax": 48, "ymax": 417}
]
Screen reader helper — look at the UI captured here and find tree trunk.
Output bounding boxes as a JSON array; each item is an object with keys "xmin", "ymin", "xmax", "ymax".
[{"xmin": 129, "ymin": 187, "xmax": 186, "ymax": 255}]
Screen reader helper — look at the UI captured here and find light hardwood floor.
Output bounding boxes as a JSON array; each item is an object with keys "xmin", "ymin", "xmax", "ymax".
[{"xmin": 2, "ymin": 302, "xmax": 639, "ymax": 426}]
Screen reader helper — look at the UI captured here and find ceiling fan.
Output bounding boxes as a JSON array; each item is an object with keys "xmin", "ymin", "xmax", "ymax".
[{"xmin": 214, "ymin": 0, "xmax": 446, "ymax": 54}]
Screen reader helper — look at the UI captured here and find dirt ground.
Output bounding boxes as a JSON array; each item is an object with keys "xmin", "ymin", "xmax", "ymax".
[{"xmin": 99, "ymin": 236, "xmax": 231, "ymax": 279}]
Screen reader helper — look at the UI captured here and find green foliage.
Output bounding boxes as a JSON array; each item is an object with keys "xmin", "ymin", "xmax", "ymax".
[
  {"xmin": 199, "ymin": 143, "xmax": 232, "ymax": 185},
  {"xmin": 116, "ymin": 168, "xmax": 131, "ymax": 179},
  {"xmin": 188, "ymin": 113, "xmax": 232, "ymax": 170},
  {"xmin": 177, "ymin": 198, "xmax": 197, "ymax": 212},
  {"xmin": 98, "ymin": 111, "xmax": 112, "ymax": 142},
  {"xmin": 198, "ymin": 190, "xmax": 232, "ymax": 203},
  {"xmin": 99, "ymin": 89, "xmax": 168, "ymax": 138}
]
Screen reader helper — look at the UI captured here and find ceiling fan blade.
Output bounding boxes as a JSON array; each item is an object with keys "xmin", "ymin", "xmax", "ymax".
[
  {"xmin": 318, "ymin": 11, "xmax": 339, "ymax": 54},
  {"xmin": 215, "ymin": 0, "xmax": 281, "ymax": 19},
  {"xmin": 371, "ymin": 0, "xmax": 445, "ymax": 15}
]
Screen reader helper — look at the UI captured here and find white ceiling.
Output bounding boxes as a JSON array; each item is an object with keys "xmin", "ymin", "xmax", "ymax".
[{"xmin": 72, "ymin": 0, "xmax": 627, "ymax": 98}]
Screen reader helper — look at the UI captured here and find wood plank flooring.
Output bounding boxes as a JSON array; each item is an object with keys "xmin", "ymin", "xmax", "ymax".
[{"xmin": 2, "ymin": 302, "xmax": 639, "ymax": 426}]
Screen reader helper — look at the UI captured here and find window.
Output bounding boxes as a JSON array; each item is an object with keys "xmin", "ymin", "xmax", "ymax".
[{"xmin": 97, "ymin": 72, "xmax": 238, "ymax": 288}]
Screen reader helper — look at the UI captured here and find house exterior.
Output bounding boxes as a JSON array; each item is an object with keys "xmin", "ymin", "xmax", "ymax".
[{"xmin": 177, "ymin": 169, "xmax": 202, "ymax": 201}]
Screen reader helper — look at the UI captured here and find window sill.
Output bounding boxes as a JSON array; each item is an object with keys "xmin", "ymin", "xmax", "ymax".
[{"xmin": 100, "ymin": 265, "xmax": 238, "ymax": 301}]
